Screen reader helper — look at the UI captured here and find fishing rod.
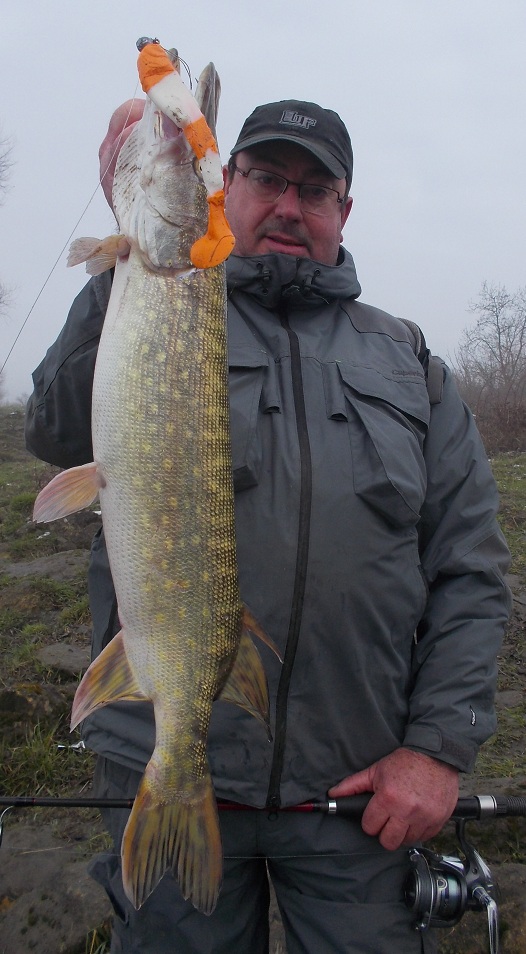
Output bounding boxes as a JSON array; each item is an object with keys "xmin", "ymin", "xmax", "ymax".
[
  {"xmin": 0, "ymin": 792, "xmax": 525, "ymax": 818},
  {"xmin": 2, "ymin": 791, "xmax": 524, "ymax": 953}
]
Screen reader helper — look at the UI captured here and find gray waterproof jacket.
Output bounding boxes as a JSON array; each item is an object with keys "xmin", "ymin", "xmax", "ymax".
[{"xmin": 25, "ymin": 249, "xmax": 511, "ymax": 808}]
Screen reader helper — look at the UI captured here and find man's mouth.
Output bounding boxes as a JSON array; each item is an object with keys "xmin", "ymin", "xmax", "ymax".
[{"xmin": 263, "ymin": 232, "xmax": 309, "ymax": 254}]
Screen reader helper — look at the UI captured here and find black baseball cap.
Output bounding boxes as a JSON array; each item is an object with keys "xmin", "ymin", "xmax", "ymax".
[{"xmin": 230, "ymin": 99, "xmax": 353, "ymax": 184}]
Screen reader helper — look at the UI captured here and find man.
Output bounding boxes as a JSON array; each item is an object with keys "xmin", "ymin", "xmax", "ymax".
[{"xmin": 25, "ymin": 97, "xmax": 511, "ymax": 953}]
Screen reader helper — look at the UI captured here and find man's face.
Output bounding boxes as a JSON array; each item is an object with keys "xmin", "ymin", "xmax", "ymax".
[{"xmin": 223, "ymin": 142, "xmax": 353, "ymax": 266}]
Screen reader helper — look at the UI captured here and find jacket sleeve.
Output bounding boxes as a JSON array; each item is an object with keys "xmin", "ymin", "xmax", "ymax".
[
  {"xmin": 403, "ymin": 363, "xmax": 512, "ymax": 772},
  {"xmin": 24, "ymin": 272, "xmax": 112, "ymax": 467}
]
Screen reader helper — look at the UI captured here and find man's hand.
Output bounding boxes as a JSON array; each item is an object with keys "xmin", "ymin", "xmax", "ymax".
[
  {"xmin": 99, "ymin": 100, "xmax": 146, "ymax": 209},
  {"xmin": 328, "ymin": 748, "xmax": 459, "ymax": 850}
]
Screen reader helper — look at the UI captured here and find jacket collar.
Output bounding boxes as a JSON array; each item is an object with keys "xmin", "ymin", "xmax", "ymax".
[{"xmin": 226, "ymin": 247, "xmax": 361, "ymax": 309}]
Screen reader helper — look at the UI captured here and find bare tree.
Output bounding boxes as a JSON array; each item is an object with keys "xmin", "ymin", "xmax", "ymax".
[
  {"xmin": 0, "ymin": 134, "xmax": 11, "ymax": 197},
  {"xmin": 452, "ymin": 283, "xmax": 526, "ymax": 453}
]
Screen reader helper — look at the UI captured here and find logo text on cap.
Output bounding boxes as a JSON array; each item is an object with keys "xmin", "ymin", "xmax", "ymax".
[{"xmin": 279, "ymin": 110, "xmax": 317, "ymax": 130}]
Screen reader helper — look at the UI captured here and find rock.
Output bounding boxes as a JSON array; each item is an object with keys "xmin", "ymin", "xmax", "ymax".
[
  {"xmin": 496, "ymin": 688, "xmax": 524, "ymax": 708},
  {"xmin": 499, "ymin": 863, "xmax": 526, "ymax": 951},
  {"xmin": 3, "ymin": 550, "xmax": 90, "ymax": 583},
  {"xmin": 506, "ymin": 574, "xmax": 522, "ymax": 587},
  {"xmin": 0, "ymin": 683, "xmax": 69, "ymax": 730},
  {"xmin": 36, "ymin": 642, "xmax": 90, "ymax": 677},
  {"xmin": 0, "ymin": 822, "xmax": 111, "ymax": 954}
]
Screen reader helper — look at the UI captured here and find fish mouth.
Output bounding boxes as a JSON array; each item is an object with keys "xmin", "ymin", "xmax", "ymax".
[{"xmin": 152, "ymin": 109, "xmax": 189, "ymax": 158}]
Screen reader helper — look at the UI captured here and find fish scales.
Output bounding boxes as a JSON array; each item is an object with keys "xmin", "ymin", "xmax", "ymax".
[
  {"xmin": 33, "ymin": 47, "xmax": 273, "ymax": 915},
  {"xmin": 94, "ymin": 260, "xmax": 240, "ymax": 783}
]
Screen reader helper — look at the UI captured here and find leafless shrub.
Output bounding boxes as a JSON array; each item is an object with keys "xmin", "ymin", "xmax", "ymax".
[{"xmin": 452, "ymin": 283, "xmax": 526, "ymax": 453}]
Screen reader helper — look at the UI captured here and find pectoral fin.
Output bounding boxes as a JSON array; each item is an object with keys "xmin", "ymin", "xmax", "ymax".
[
  {"xmin": 70, "ymin": 630, "xmax": 147, "ymax": 729},
  {"xmin": 33, "ymin": 462, "xmax": 101, "ymax": 523},
  {"xmin": 67, "ymin": 235, "xmax": 130, "ymax": 275}
]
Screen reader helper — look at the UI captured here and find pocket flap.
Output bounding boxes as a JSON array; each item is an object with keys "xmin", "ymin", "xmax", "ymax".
[{"xmin": 335, "ymin": 361, "xmax": 430, "ymax": 426}]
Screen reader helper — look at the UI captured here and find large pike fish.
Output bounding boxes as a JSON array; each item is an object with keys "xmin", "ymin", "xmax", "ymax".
[{"xmin": 33, "ymin": 40, "xmax": 273, "ymax": 914}]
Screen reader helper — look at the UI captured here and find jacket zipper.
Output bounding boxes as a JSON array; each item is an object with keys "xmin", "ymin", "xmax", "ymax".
[{"xmin": 266, "ymin": 303, "xmax": 313, "ymax": 810}]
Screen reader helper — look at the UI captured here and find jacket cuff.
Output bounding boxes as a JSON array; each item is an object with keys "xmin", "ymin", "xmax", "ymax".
[{"xmin": 403, "ymin": 724, "xmax": 477, "ymax": 773}]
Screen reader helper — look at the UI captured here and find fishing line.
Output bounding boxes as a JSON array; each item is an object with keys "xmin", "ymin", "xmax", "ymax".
[{"xmin": 0, "ymin": 88, "xmax": 141, "ymax": 380}]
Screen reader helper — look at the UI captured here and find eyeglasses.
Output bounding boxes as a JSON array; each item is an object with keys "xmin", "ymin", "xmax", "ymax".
[{"xmin": 232, "ymin": 163, "xmax": 344, "ymax": 216}]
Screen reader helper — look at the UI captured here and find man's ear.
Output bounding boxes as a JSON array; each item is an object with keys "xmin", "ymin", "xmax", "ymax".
[{"xmin": 341, "ymin": 195, "xmax": 353, "ymax": 230}]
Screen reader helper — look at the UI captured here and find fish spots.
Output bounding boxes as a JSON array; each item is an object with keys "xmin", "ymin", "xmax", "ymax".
[{"xmin": 163, "ymin": 459, "xmax": 174, "ymax": 471}]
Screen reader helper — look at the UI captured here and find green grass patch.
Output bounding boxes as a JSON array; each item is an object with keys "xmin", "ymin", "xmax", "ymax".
[
  {"xmin": 84, "ymin": 923, "xmax": 112, "ymax": 954},
  {"xmin": 475, "ymin": 705, "xmax": 526, "ymax": 779},
  {"xmin": 9, "ymin": 491, "xmax": 37, "ymax": 514},
  {"xmin": 59, "ymin": 595, "xmax": 91, "ymax": 627},
  {"xmin": 0, "ymin": 720, "xmax": 96, "ymax": 798},
  {"xmin": 492, "ymin": 452, "xmax": 526, "ymax": 576}
]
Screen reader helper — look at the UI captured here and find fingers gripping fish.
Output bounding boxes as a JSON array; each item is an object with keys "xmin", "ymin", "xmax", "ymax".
[{"xmin": 33, "ymin": 40, "xmax": 276, "ymax": 915}]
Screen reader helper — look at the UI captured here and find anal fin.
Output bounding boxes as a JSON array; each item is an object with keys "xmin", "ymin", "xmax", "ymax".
[
  {"xmin": 70, "ymin": 630, "xmax": 147, "ymax": 729},
  {"xmin": 242, "ymin": 606, "xmax": 282, "ymax": 662},
  {"xmin": 218, "ymin": 614, "xmax": 275, "ymax": 737}
]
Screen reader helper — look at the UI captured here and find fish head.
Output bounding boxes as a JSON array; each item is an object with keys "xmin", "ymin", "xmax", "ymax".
[{"xmin": 113, "ymin": 54, "xmax": 221, "ymax": 272}]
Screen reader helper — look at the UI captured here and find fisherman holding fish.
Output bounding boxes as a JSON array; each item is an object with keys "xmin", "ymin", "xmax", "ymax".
[{"xmin": 26, "ymin": 40, "xmax": 510, "ymax": 954}]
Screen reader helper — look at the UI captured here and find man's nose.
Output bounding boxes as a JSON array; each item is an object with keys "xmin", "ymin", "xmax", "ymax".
[{"xmin": 274, "ymin": 182, "xmax": 303, "ymax": 218}]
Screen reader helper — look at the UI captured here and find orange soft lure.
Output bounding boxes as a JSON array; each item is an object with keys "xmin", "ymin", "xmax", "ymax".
[{"xmin": 137, "ymin": 38, "xmax": 235, "ymax": 268}]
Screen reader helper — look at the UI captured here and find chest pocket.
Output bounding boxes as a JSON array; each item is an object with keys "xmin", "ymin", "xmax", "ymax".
[
  {"xmin": 323, "ymin": 361, "xmax": 430, "ymax": 527},
  {"xmin": 229, "ymin": 347, "xmax": 280, "ymax": 492}
]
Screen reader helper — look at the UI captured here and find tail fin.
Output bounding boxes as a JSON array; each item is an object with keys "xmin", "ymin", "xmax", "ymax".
[{"xmin": 122, "ymin": 768, "xmax": 222, "ymax": 914}]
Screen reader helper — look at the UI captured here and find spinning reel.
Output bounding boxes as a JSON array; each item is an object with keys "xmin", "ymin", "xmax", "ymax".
[{"xmin": 405, "ymin": 816, "xmax": 499, "ymax": 953}]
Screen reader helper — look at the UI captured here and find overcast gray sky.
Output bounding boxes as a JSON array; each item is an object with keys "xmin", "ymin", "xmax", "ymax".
[{"xmin": 1, "ymin": 0, "xmax": 525, "ymax": 401}]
